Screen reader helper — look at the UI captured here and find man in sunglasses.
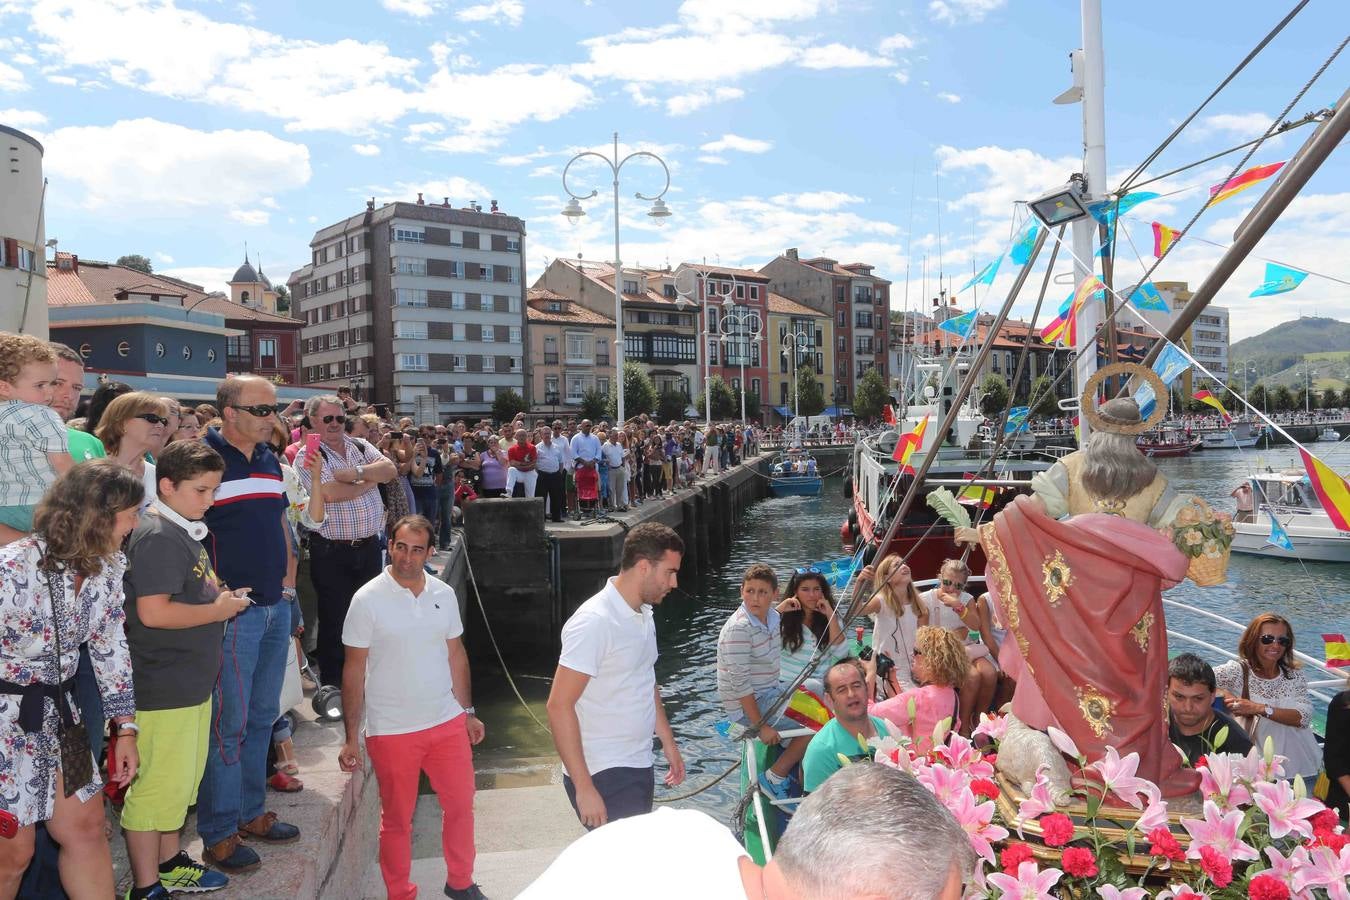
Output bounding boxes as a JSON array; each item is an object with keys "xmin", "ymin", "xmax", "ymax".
[{"xmin": 294, "ymin": 396, "xmax": 397, "ymax": 692}]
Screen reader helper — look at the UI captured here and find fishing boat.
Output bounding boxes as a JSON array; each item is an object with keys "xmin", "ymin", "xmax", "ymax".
[
  {"xmin": 1199, "ymin": 420, "xmax": 1263, "ymax": 449},
  {"xmin": 767, "ymin": 450, "xmax": 823, "ymax": 497},
  {"xmin": 1316, "ymin": 426, "xmax": 1341, "ymax": 442},
  {"xmin": 1135, "ymin": 427, "xmax": 1201, "ymax": 458},
  {"xmin": 1230, "ymin": 469, "xmax": 1350, "ymax": 562}
]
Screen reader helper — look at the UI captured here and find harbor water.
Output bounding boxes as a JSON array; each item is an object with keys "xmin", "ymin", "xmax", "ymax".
[{"xmin": 474, "ymin": 443, "xmax": 1350, "ymax": 821}]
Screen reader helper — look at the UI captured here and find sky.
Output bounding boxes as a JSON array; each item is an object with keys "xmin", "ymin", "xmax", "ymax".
[{"xmin": 1, "ymin": 0, "xmax": 1347, "ymax": 342}]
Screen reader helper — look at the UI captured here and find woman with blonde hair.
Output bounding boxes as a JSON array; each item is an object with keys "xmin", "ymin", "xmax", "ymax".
[
  {"xmin": 869, "ymin": 625, "xmax": 970, "ymax": 754},
  {"xmin": 95, "ymin": 391, "xmax": 172, "ymax": 505},
  {"xmin": 858, "ymin": 554, "xmax": 926, "ymax": 696}
]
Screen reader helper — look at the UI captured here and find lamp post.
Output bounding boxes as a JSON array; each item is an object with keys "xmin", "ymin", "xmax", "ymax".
[
  {"xmin": 1303, "ymin": 366, "xmax": 1317, "ymax": 415},
  {"xmin": 561, "ymin": 132, "xmax": 672, "ymax": 426},
  {"xmin": 718, "ymin": 299, "xmax": 763, "ymax": 426},
  {"xmin": 782, "ymin": 328, "xmax": 814, "ymax": 423},
  {"xmin": 674, "ymin": 267, "xmax": 738, "ymax": 426}
]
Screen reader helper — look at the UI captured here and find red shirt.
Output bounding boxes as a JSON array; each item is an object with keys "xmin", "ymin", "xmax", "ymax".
[{"xmin": 507, "ymin": 442, "xmax": 536, "ymax": 465}]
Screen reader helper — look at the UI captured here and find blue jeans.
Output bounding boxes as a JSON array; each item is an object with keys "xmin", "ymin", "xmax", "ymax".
[{"xmin": 197, "ymin": 601, "xmax": 291, "ymax": 846}]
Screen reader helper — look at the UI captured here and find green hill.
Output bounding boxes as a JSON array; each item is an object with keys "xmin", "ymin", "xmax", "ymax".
[{"xmin": 1230, "ymin": 316, "xmax": 1350, "ymax": 385}]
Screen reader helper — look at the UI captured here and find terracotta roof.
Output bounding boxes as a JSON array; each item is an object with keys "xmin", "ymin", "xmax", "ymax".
[
  {"xmin": 46, "ymin": 267, "xmax": 99, "ymax": 306},
  {"xmin": 527, "ymin": 287, "xmax": 569, "ymax": 302},
  {"xmin": 117, "ymin": 282, "xmax": 185, "ymax": 297},
  {"xmin": 561, "ymin": 259, "xmax": 683, "ymax": 307},
  {"xmin": 689, "ymin": 263, "xmax": 768, "ymax": 281},
  {"xmin": 48, "ymin": 260, "xmax": 301, "ymax": 326},
  {"xmin": 526, "ymin": 297, "xmax": 615, "ymax": 326},
  {"xmin": 766, "ymin": 292, "xmax": 827, "ymax": 318}
]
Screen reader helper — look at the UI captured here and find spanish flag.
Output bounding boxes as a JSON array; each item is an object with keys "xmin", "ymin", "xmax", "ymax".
[
  {"xmin": 1324, "ymin": 634, "xmax": 1350, "ymax": 670},
  {"xmin": 1152, "ymin": 221, "xmax": 1181, "ymax": 257},
  {"xmin": 892, "ymin": 415, "xmax": 929, "ymax": 474},
  {"xmin": 1192, "ymin": 390, "xmax": 1231, "ymax": 423},
  {"xmin": 1208, "ymin": 161, "xmax": 1285, "ymax": 207},
  {"xmin": 882, "ymin": 404, "xmax": 896, "ymax": 426},
  {"xmin": 1040, "ymin": 276, "xmax": 1103, "ymax": 345},
  {"xmin": 1299, "ymin": 447, "xmax": 1350, "ymax": 531},
  {"xmin": 785, "ymin": 688, "xmax": 834, "ymax": 732},
  {"xmin": 958, "ymin": 474, "xmax": 996, "ymax": 509}
]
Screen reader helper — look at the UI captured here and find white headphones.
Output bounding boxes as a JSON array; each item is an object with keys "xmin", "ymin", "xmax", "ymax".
[{"xmin": 151, "ymin": 499, "xmax": 209, "ymax": 541}]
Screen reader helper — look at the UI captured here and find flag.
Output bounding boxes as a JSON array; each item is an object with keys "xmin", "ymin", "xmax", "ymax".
[
  {"xmin": 1152, "ymin": 221, "xmax": 1181, "ymax": 257},
  {"xmin": 1298, "ymin": 447, "xmax": 1350, "ymax": 531},
  {"xmin": 1072, "ymin": 414, "xmax": 1080, "ymax": 442},
  {"xmin": 1128, "ymin": 280, "xmax": 1169, "ymax": 312},
  {"xmin": 784, "ymin": 688, "xmax": 834, "ymax": 732},
  {"xmin": 892, "ymin": 415, "xmax": 929, "ymax": 474},
  {"xmin": 1324, "ymin": 634, "xmax": 1350, "ymax": 670},
  {"xmin": 958, "ymin": 474, "xmax": 996, "ymax": 509},
  {"xmin": 1040, "ymin": 276, "xmax": 1104, "ymax": 345},
  {"xmin": 1089, "ymin": 191, "xmax": 1160, "ymax": 257},
  {"xmin": 1009, "ymin": 219, "xmax": 1040, "ymax": 265},
  {"xmin": 937, "ymin": 308, "xmax": 977, "ymax": 339},
  {"xmin": 1266, "ymin": 517, "xmax": 1295, "ymax": 552},
  {"xmin": 1249, "ymin": 262, "xmax": 1308, "ymax": 298},
  {"xmin": 882, "ymin": 404, "xmax": 896, "ymax": 425},
  {"xmin": 1209, "ymin": 161, "xmax": 1285, "ymax": 206},
  {"xmin": 1133, "ymin": 342, "xmax": 1193, "ymax": 418},
  {"xmin": 959, "ymin": 257, "xmax": 1002, "ymax": 293},
  {"xmin": 1004, "ymin": 407, "xmax": 1030, "ymax": 435},
  {"xmin": 1192, "ymin": 389, "xmax": 1231, "ymax": 423}
]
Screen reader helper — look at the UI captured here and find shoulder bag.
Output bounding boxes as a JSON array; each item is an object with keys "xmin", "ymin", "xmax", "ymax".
[
  {"xmin": 42, "ymin": 568, "xmax": 95, "ymax": 798},
  {"xmin": 1236, "ymin": 661, "xmax": 1261, "ymax": 744}
]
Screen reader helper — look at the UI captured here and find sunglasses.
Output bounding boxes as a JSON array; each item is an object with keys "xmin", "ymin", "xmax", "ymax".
[
  {"xmin": 794, "ymin": 566, "xmax": 822, "ymax": 575},
  {"xmin": 230, "ymin": 404, "xmax": 276, "ymax": 418},
  {"xmin": 134, "ymin": 413, "xmax": 170, "ymax": 426},
  {"xmin": 941, "ymin": 578, "xmax": 967, "ymax": 588},
  {"xmin": 320, "ymin": 414, "xmax": 347, "ymax": 424},
  {"xmin": 1259, "ymin": 634, "xmax": 1292, "ymax": 647}
]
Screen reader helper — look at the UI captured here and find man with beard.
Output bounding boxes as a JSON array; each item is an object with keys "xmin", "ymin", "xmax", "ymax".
[{"xmin": 546, "ymin": 523, "xmax": 687, "ymax": 829}]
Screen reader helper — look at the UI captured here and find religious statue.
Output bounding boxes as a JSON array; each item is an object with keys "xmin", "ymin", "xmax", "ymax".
[{"xmin": 958, "ymin": 371, "xmax": 1209, "ymax": 799}]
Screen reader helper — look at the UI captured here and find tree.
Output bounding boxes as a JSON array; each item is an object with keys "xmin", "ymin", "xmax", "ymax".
[
  {"xmin": 1249, "ymin": 383, "xmax": 1268, "ymax": 412},
  {"xmin": 696, "ymin": 375, "xmax": 737, "ymax": 420},
  {"xmin": 274, "ymin": 284, "xmax": 290, "ymax": 314},
  {"xmin": 656, "ymin": 389, "xmax": 688, "ymax": 424},
  {"xmin": 852, "ymin": 368, "xmax": 889, "ymax": 422},
  {"xmin": 492, "ymin": 388, "xmax": 528, "ymax": 423},
  {"xmin": 1027, "ymin": 374, "xmax": 1059, "ymax": 419},
  {"xmin": 609, "ymin": 361, "xmax": 657, "ymax": 422},
  {"xmin": 1320, "ymin": 389, "xmax": 1340, "ymax": 410},
  {"xmin": 1294, "ymin": 387, "xmax": 1309, "ymax": 412},
  {"xmin": 580, "ymin": 388, "xmax": 609, "ymax": 422},
  {"xmin": 978, "ymin": 374, "xmax": 1011, "ymax": 417},
  {"xmin": 116, "ymin": 254, "xmax": 152, "ymax": 274},
  {"xmin": 1272, "ymin": 385, "xmax": 1295, "ymax": 412},
  {"xmin": 794, "ymin": 364, "xmax": 826, "ymax": 417},
  {"xmin": 743, "ymin": 391, "xmax": 761, "ymax": 422}
]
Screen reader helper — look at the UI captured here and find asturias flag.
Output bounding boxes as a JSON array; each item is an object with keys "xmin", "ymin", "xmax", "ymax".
[
  {"xmin": 892, "ymin": 415, "xmax": 929, "ymax": 474},
  {"xmin": 1009, "ymin": 219, "xmax": 1041, "ymax": 266},
  {"xmin": 1267, "ymin": 517, "xmax": 1295, "ymax": 552},
  {"xmin": 1323, "ymin": 634, "xmax": 1350, "ymax": 670},
  {"xmin": 1129, "ymin": 281, "xmax": 1169, "ymax": 312},
  {"xmin": 937, "ymin": 308, "xmax": 977, "ymax": 339},
  {"xmin": 1003, "ymin": 407, "xmax": 1030, "ymax": 435},
  {"xmin": 958, "ymin": 258, "xmax": 1002, "ymax": 294},
  {"xmin": 1152, "ymin": 221, "xmax": 1181, "ymax": 257},
  {"xmin": 1192, "ymin": 390, "xmax": 1231, "ymax": 423},
  {"xmin": 1209, "ymin": 161, "xmax": 1285, "ymax": 206},
  {"xmin": 1249, "ymin": 262, "xmax": 1308, "ymax": 298},
  {"xmin": 1298, "ymin": 447, "xmax": 1350, "ymax": 531}
]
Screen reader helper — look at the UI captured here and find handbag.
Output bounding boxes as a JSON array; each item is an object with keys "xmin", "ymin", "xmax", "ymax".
[
  {"xmin": 42, "ymin": 569, "xmax": 95, "ymax": 798},
  {"xmin": 1236, "ymin": 662, "xmax": 1262, "ymax": 744}
]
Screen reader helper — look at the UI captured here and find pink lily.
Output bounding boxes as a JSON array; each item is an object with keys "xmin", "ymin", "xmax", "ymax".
[
  {"xmin": 1015, "ymin": 766, "xmax": 1056, "ymax": 836},
  {"xmin": 1135, "ymin": 794, "xmax": 1170, "ymax": 832},
  {"xmin": 973, "ymin": 712, "xmax": 1008, "ymax": 742},
  {"xmin": 945, "ymin": 788, "xmax": 1009, "ymax": 864},
  {"xmin": 1261, "ymin": 845, "xmax": 1311, "ymax": 899},
  {"xmin": 1253, "ymin": 779, "xmax": 1325, "ymax": 840},
  {"xmin": 1294, "ymin": 844, "xmax": 1350, "ymax": 900},
  {"xmin": 1180, "ymin": 800, "xmax": 1259, "ymax": 862},
  {"xmin": 935, "ymin": 732, "xmax": 995, "ymax": 777},
  {"xmin": 1089, "ymin": 747, "xmax": 1154, "ymax": 810},
  {"xmin": 1196, "ymin": 753, "xmax": 1252, "ymax": 810},
  {"xmin": 1159, "ymin": 885, "xmax": 1208, "ymax": 900},
  {"xmin": 1234, "ymin": 745, "xmax": 1285, "ymax": 785},
  {"xmin": 1097, "ymin": 886, "xmax": 1149, "ymax": 900},
  {"xmin": 1047, "ymin": 725, "xmax": 1082, "ymax": 761},
  {"xmin": 986, "ymin": 861, "xmax": 1062, "ymax": 900},
  {"xmin": 916, "ymin": 763, "xmax": 971, "ymax": 806}
]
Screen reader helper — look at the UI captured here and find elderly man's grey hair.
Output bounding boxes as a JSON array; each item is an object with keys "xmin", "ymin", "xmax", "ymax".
[
  {"xmin": 774, "ymin": 763, "xmax": 976, "ymax": 900},
  {"xmin": 1081, "ymin": 397, "xmax": 1157, "ymax": 501},
  {"xmin": 305, "ymin": 394, "xmax": 344, "ymax": 420}
]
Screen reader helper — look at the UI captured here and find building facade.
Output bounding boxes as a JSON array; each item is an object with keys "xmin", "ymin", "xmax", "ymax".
[
  {"xmin": 525, "ymin": 287, "xmax": 616, "ymax": 415},
  {"xmin": 290, "ymin": 197, "xmax": 527, "ymax": 419},
  {"xmin": 1116, "ymin": 280, "xmax": 1229, "ymax": 392},
  {"xmin": 759, "ymin": 249, "xmax": 891, "ymax": 408},
  {"xmin": 766, "ymin": 292, "xmax": 832, "ymax": 422},
  {"xmin": 672, "ymin": 263, "xmax": 770, "ymax": 417},
  {"xmin": 1, "ymin": 125, "xmax": 47, "ymax": 336}
]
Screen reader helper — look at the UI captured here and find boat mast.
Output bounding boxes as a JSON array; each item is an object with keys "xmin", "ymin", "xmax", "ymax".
[{"xmin": 1071, "ymin": 0, "xmax": 1108, "ymax": 442}]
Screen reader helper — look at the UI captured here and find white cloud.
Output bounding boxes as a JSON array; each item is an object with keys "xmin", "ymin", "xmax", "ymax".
[
  {"xmin": 496, "ymin": 147, "xmax": 552, "ymax": 166},
  {"xmin": 46, "ymin": 74, "xmax": 78, "ymax": 86},
  {"xmin": 929, "ymin": 0, "xmax": 1005, "ymax": 24},
  {"xmin": 414, "ymin": 64, "xmax": 593, "ymax": 148},
  {"xmin": 936, "ymin": 91, "xmax": 961, "ymax": 104},
  {"xmin": 405, "ymin": 121, "xmax": 446, "ymax": 140},
  {"xmin": 155, "ymin": 252, "xmax": 174, "ymax": 264},
  {"xmin": 228, "ymin": 209, "xmax": 270, "ymax": 226},
  {"xmin": 625, "ymin": 84, "xmax": 659, "ymax": 107},
  {"xmin": 379, "ymin": 0, "xmax": 444, "ymax": 15},
  {"xmin": 360, "ymin": 176, "xmax": 492, "ymax": 208},
  {"xmin": 0, "ymin": 108, "xmax": 46, "ymax": 128},
  {"xmin": 43, "ymin": 118, "xmax": 311, "ymax": 212},
  {"xmin": 454, "ymin": 0, "xmax": 524, "ymax": 26},
  {"xmin": 580, "ymin": 28, "xmax": 798, "ymax": 84},
  {"xmin": 878, "ymin": 33, "xmax": 915, "ymax": 54},
  {"xmin": 1194, "ymin": 112, "xmax": 1280, "ymax": 143},
  {"xmin": 698, "ymin": 155, "xmax": 727, "ymax": 165},
  {"xmin": 666, "ymin": 86, "xmax": 743, "ymax": 116},
  {"xmin": 352, "ymin": 143, "xmax": 382, "ymax": 156},
  {"xmin": 528, "ymin": 165, "xmax": 558, "ymax": 178},
  {"xmin": 771, "ymin": 191, "xmax": 863, "ymax": 211},
  {"xmin": 0, "ymin": 60, "xmax": 27, "ymax": 91},
  {"xmin": 798, "ymin": 43, "xmax": 892, "ymax": 70},
  {"xmin": 892, "ymin": 71, "xmax": 911, "ymax": 85},
  {"xmin": 700, "ymin": 134, "xmax": 773, "ymax": 154},
  {"xmin": 677, "ymin": 0, "xmax": 832, "ymax": 34},
  {"xmin": 158, "ymin": 266, "xmax": 235, "ymax": 294}
]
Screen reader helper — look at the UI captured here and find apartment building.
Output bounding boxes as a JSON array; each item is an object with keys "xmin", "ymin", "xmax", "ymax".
[
  {"xmin": 1, "ymin": 125, "xmax": 46, "ymax": 336},
  {"xmin": 289, "ymin": 196, "xmax": 527, "ymax": 418},
  {"xmin": 672, "ymin": 263, "xmax": 771, "ymax": 412},
  {"xmin": 1115, "ymin": 280, "xmax": 1229, "ymax": 392},
  {"xmin": 525, "ymin": 287, "xmax": 616, "ymax": 413},
  {"xmin": 759, "ymin": 249, "xmax": 891, "ymax": 408},
  {"xmin": 766, "ymin": 292, "xmax": 832, "ymax": 422}
]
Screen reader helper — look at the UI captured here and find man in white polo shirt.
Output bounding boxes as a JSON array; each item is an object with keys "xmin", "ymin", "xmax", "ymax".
[
  {"xmin": 546, "ymin": 523, "xmax": 687, "ymax": 829},
  {"xmin": 338, "ymin": 515, "xmax": 488, "ymax": 900}
]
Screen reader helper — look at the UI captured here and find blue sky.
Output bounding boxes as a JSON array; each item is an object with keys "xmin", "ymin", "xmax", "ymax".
[{"xmin": 2, "ymin": 0, "xmax": 1346, "ymax": 340}]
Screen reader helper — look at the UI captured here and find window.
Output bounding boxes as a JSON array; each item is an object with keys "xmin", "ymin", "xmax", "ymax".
[
  {"xmin": 396, "ymin": 288, "xmax": 428, "ymax": 306},
  {"xmin": 392, "ymin": 227, "xmax": 425, "ymax": 244},
  {"xmin": 735, "ymin": 284, "xmax": 745, "ymax": 299},
  {"xmin": 478, "ymin": 264, "xmax": 492, "ymax": 279},
  {"xmin": 483, "ymin": 386, "xmax": 497, "ymax": 402},
  {"xmin": 453, "ymin": 386, "xmax": 468, "ymax": 403},
  {"xmin": 663, "ymin": 284, "xmax": 677, "ymax": 298},
  {"xmin": 395, "ymin": 321, "xmax": 427, "ymax": 340},
  {"xmin": 509, "ymin": 326, "xmax": 522, "ymax": 344},
  {"xmin": 708, "ymin": 338, "xmax": 719, "ymax": 365},
  {"xmin": 505, "ymin": 237, "xmax": 520, "ymax": 252},
  {"xmin": 452, "ymin": 354, "xmax": 466, "ymax": 372},
  {"xmin": 543, "ymin": 335, "xmax": 558, "ymax": 364},
  {"xmin": 623, "ymin": 280, "xmax": 639, "ymax": 294},
  {"xmin": 453, "ymin": 323, "xmax": 466, "ymax": 341},
  {"xmin": 816, "ymin": 352, "xmax": 824, "ymax": 375},
  {"xmin": 396, "ymin": 258, "xmax": 427, "ymax": 276},
  {"xmin": 624, "ymin": 334, "xmax": 644, "ymax": 359},
  {"xmin": 595, "ymin": 338, "xmax": 610, "ymax": 366},
  {"xmin": 751, "ymin": 342, "xmax": 760, "ymax": 367},
  {"xmin": 566, "ymin": 332, "xmax": 589, "ymax": 363},
  {"xmin": 507, "ymin": 295, "xmax": 521, "ymax": 313},
  {"xmin": 258, "ymin": 338, "xmax": 277, "ymax": 368},
  {"xmin": 855, "ymin": 311, "xmax": 874, "ymax": 328},
  {"xmin": 452, "ymin": 292, "xmax": 466, "ymax": 310},
  {"xmin": 449, "ymin": 230, "xmax": 464, "ymax": 248},
  {"xmin": 154, "ymin": 342, "xmax": 165, "ymax": 358},
  {"xmin": 751, "ymin": 378, "xmax": 761, "ymax": 398},
  {"xmin": 397, "ymin": 353, "xmax": 429, "ymax": 371},
  {"xmin": 565, "ymin": 373, "xmax": 594, "ymax": 403},
  {"xmin": 510, "ymin": 357, "xmax": 522, "ymax": 373},
  {"xmin": 597, "ymin": 377, "xmax": 611, "ymax": 396},
  {"xmin": 837, "ymin": 335, "xmax": 846, "ymax": 352},
  {"xmin": 480, "ymin": 295, "xmax": 493, "ymax": 311},
  {"xmin": 448, "ymin": 261, "xmax": 465, "ymax": 279},
  {"xmin": 837, "ymin": 310, "xmax": 846, "ymax": 327},
  {"xmin": 749, "ymin": 286, "xmax": 759, "ymax": 300},
  {"xmin": 482, "ymin": 327, "xmax": 496, "ymax": 343},
  {"xmin": 544, "ymin": 375, "xmax": 559, "ymax": 397}
]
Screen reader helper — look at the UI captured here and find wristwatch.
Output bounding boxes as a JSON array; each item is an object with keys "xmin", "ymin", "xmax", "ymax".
[
  {"xmin": 464, "ymin": 706, "xmax": 476, "ymax": 716},
  {"xmin": 116, "ymin": 722, "xmax": 140, "ymax": 736},
  {"xmin": 1263, "ymin": 705, "xmax": 1274, "ymax": 718},
  {"xmin": 355, "ymin": 464, "xmax": 365, "ymax": 482}
]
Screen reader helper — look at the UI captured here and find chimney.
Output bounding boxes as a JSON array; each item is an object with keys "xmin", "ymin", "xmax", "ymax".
[
  {"xmin": 490, "ymin": 199, "xmax": 500, "ymax": 214},
  {"xmin": 786, "ymin": 248, "xmax": 798, "ymax": 261},
  {"xmin": 367, "ymin": 197, "xmax": 375, "ymax": 210},
  {"xmin": 442, "ymin": 197, "xmax": 450, "ymax": 207},
  {"xmin": 416, "ymin": 192, "xmax": 425, "ymax": 205}
]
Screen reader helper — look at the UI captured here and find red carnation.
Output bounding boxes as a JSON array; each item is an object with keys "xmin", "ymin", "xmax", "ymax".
[
  {"xmin": 1060, "ymin": 846, "xmax": 1098, "ymax": 879},
  {"xmin": 1041, "ymin": 813, "xmax": 1074, "ymax": 847},
  {"xmin": 1311, "ymin": 807, "xmax": 1340, "ymax": 836},
  {"xmin": 999, "ymin": 842, "xmax": 1035, "ymax": 874},
  {"xmin": 1247, "ymin": 874, "xmax": 1290, "ymax": 900},
  {"xmin": 1199, "ymin": 846, "xmax": 1233, "ymax": 888},
  {"xmin": 1146, "ymin": 826, "xmax": 1185, "ymax": 862},
  {"xmin": 1194, "ymin": 755, "xmax": 1209, "ymax": 771},
  {"xmin": 1306, "ymin": 830, "xmax": 1349, "ymax": 853},
  {"xmin": 971, "ymin": 778, "xmax": 1000, "ymax": 801}
]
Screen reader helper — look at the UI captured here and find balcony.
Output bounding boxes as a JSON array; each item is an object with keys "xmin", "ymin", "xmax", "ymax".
[
  {"xmin": 595, "ymin": 354, "xmax": 610, "ymax": 367},
  {"xmin": 543, "ymin": 352, "xmax": 559, "ymax": 365},
  {"xmin": 565, "ymin": 354, "xmax": 592, "ymax": 366}
]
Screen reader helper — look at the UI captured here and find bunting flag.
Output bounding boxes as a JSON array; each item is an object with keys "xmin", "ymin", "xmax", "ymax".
[
  {"xmin": 1266, "ymin": 517, "xmax": 1295, "ymax": 552},
  {"xmin": 892, "ymin": 415, "xmax": 929, "ymax": 474},
  {"xmin": 958, "ymin": 474, "xmax": 996, "ymax": 509},
  {"xmin": 1249, "ymin": 262, "xmax": 1309, "ymax": 298},
  {"xmin": 1208, "ymin": 161, "xmax": 1286, "ymax": 207},
  {"xmin": 1004, "ymin": 407, "xmax": 1030, "ymax": 435},
  {"xmin": 1324, "ymin": 634, "xmax": 1350, "ymax": 670},
  {"xmin": 959, "ymin": 257, "xmax": 1002, "ymax": 294},
  {"xmin": 1192, "ymin": 390, "xmax": 1232, "ymax": 423},
  {"xmin": 937, "ymin": 308, "xmax": 977, "ymax": 339},
  {"xmin": 1133, "ymin": 342, "xmax": 1193, "ymax": 418},
  {"xmin": 1298, "ymin": 447, "xmax": 1350, "ymax": 531},
  {"xmin": 1040, "ymin": 276, "xmax": 1104, "ymax": 345},
  {"xmin": 1152, "ymin": 221, "xmax": 1181, "ymax": 257},
  {"xmin": 784, "ymin": 688, "xmax": 834, "ymax": 732},
  {"xmin": 1128, "ymin": 280, "xmax": 1169, "ymax": 312},
  {"xmin": 882, "ymin": 404, "xmax": 896, "ymax": 425},
  {"xmin": 1089, "ymin": 191, "xmax": 1160, "ymax": 257},
  {"xmin": 1009, "ymin": 219, "xmax": 1041, "ymax": 265}
]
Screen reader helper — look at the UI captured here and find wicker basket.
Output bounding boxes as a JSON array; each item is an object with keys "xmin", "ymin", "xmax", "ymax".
[{"xmin": 1187, "ymin": 548, "xmax": 1230, "ymax": 586}]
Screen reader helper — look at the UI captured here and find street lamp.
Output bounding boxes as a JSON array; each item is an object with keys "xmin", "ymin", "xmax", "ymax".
[
  {"xmin": 561, "ymin": 132, "xmax": 672, "ymax": 426},
  {"xmin": 674, "ymin": 267, "xmax": 738, "ymax": 426},
  {"xmin": 781, "ymin": 328, "xmax": 814, "ymax": 423},
  {"xmin": 718, "ymin": 298, "xmax": 763, "ymax": 426},
  {"xmin": 1302, "ymin": 366, "xmax": 1318, "ymax": 415}
]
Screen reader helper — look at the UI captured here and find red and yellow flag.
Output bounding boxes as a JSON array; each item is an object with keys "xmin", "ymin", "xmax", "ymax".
[
  {"xmin": 892, "ymin": 414, "xmax": 929, "ymax": 474},
  {"xmin": 1040, "ymin": 276, "xmax": 1104, "ymax": 345},
  {"xmin": 1298, "ymin": 447, "xmax": 1350, "ymax": 531},
  {"xmin": 785, "ymin": 688, "xmax": 834, "ymax": 731},
  {"xmin": 958, "ymin": 474, "xmax": 996, "ymax": 509},
  {"xmin": 1192, "ymin": 390, "xmax": 1231, "ymax": 423},
  {"xmin": 1208, "ymin": 161, "xmax": 1285, "ymax": 206},
  {"xmin": 1152, "ymin": 221, "xmax": 1181, "ymax": 257},
  {"xmin": 1324, "ymin": 634, "xmax": 1350, "ymax": 670},
  {"xmin": 882, "ymin": 404, "xmax": 896, "ymax": 425}
]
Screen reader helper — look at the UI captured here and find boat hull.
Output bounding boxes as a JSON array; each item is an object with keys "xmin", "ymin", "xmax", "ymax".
[
  {"xmin": 768, "ymin": 476, "xmax": 822, "ymax": 497},
  {"xmin": 849, "ymin": 494, "xmax": 989, "ymax": 578},
  {"xmin": 1231, "ymin": 521, "xmax": 1350, "ymax": 563},
  {"xmin": 1201, "ymin": 435, "xmax": 1260, "ymax": 449}
]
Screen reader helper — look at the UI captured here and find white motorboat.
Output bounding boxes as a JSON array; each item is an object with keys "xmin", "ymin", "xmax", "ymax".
[
  {"xmin": 1200, "ymin": 420, "xmax": 1263, "ymax": 449},
  {"xmin": 1230, "ymin": 469, "xmax": 1350, "ymax": 563},
  {"xmin": 1316, "ymin": 426, "xmax": 1341, "ymax": 442}
]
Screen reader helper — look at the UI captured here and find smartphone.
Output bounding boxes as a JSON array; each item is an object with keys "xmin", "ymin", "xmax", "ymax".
[
  {"xmin": 304, "ymin": 432, "xmax": 321, "ymax": 457},
  {"xmin": 0, "ymin": 809, "xmax": 16, "ymax": 840},
  {"xmin": 233, "ymin": 588, "xmax": 256, "ymax": 605}
]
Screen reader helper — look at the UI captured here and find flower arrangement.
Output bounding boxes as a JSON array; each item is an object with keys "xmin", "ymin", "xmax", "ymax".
[
  {"xmin": 1170, "ymin": 498, "xmax": 1235, "ymax": 586},
  {"xmin": 860, "ymin": 713, "xmax": 1348, "ymax": 899}
]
